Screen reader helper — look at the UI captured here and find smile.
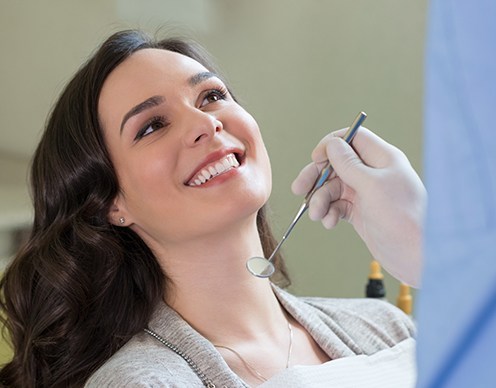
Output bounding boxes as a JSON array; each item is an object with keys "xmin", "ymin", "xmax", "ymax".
[{"xmin": 187, "ymin": 153, "xmax": 240, "ymax": 186}]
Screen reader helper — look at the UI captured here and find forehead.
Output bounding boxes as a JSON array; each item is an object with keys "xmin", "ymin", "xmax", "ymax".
[{"xmin": 103, "ymin": 48, "xmax": 208, "ymax": 92}]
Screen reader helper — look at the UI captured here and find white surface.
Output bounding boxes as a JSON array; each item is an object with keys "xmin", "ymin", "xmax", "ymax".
[{"xmin": 261, "ymin": 338, "xmax": 416, "ymax": 388}]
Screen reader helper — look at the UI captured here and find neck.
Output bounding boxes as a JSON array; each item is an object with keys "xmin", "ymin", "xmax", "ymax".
[{"xmin": 150, "ymin": 214, "xmax": 287, "ymax": 345}]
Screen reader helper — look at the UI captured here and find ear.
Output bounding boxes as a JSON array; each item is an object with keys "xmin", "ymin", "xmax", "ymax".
[{"xmin": 108, "ymin": 193, "xmax": 132, "ymax": 227}]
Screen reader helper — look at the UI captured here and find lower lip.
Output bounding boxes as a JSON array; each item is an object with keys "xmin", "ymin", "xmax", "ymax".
[{"xmin": 187, "ymin": 164, "xmax": 242, "ymax": 188}]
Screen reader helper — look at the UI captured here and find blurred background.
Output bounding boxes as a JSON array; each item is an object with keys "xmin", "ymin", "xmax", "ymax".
[{"xmin": 0, "ymin": 0, "xmax": 426, "ymax": 342}]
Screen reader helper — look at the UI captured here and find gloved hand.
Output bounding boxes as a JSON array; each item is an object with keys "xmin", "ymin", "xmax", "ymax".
[{"xmin": 291, "ymin": 127, "xmax": 426, "ymax": 287}]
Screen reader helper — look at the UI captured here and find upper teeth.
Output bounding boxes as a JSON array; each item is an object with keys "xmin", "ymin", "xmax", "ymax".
[{"xmin": 188, "ymin": 153, "xmax": 240, "ymax": 186}]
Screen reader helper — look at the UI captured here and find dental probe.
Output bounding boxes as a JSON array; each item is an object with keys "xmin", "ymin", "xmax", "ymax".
[{"xmin": 246, "ymin": 111, "xmax": 367, "ymax": 278}]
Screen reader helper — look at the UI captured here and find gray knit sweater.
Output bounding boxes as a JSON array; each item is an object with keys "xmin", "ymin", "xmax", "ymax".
[{"xmin": 85, "ymin": 287, "xmax": 415, "ymax": 387}]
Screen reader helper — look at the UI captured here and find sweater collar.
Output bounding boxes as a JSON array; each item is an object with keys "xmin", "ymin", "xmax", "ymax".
[{"xmin": 146, "ymin": 285, "xmax": 352, "ymax": 387}]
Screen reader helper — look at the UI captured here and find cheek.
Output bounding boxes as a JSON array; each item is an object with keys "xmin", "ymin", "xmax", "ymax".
[
  {"xmin": 243, "ymin": 115, "xmax": 272, "ymax": 183},
  {"xmin": 230, "ymin": 108, "xmax": 266, "ymax": 152},
  {"xmin": 238, "ymin": 116, "xmax": 273, "ymax": 200},
  {"xmin": 255, "ymin": 145, "xmax": 273, "ymax": 205},
  {"xmin": 116, "ymin": 149, "xmax": 179, "ymax": 212}
]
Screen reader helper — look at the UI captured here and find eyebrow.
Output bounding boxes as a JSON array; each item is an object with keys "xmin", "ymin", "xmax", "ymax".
[
  {"xmin": 120, "ymin": 95, "xmax": 165, "ymax": 134},
  {"xmin": 188, "ymin": 71, "xmax": 218, "ymax": 86}
]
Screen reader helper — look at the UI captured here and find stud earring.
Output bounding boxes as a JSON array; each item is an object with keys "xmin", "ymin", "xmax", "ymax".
[{"xmin": 119, "ymin": 217, "xmax": 125, "ymax": 225}]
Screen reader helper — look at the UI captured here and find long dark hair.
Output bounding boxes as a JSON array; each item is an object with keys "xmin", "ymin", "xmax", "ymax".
[{"xmin": 0, "ymin": 30, "xmax": 289, "ymax": 387}]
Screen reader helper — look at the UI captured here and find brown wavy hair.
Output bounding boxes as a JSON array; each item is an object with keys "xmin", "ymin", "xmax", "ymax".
[{"xmin": 0, "ymin": 30, "xmax": 289, "ymax": 387}]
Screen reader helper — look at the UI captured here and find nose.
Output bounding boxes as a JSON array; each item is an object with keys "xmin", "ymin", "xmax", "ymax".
[{"xmin": 183, "ymin": 109, "xmax": 222, "ymax": 147}]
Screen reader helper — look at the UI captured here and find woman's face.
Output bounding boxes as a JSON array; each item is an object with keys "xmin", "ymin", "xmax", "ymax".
[{"xmin": 99, "ymin": 48, "xmax": 272, "ymax": 245}]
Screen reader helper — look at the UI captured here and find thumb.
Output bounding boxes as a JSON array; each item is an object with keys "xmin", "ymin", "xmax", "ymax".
[{"xmin": 325, "ymin": 137, "xmax": 371, "ymax": 190}]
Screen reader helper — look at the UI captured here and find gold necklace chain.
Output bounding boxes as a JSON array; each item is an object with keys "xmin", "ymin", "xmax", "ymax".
[{"xmin": 213, "ymin": 320, "xmax": 294, "ymax": 383}]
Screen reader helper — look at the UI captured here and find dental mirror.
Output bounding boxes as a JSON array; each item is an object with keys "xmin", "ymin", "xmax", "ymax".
[{"xmin": 246, "ymin": 111, "xmax": 367, "ymax": 278}]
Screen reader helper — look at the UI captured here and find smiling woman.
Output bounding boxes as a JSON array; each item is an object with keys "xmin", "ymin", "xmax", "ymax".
[
  {"xmin": 0, "ymin": 31, "xmax": 288, "ymax": 387},
  {"xmin": 99, "ymin": 47, "xmax": 273, "ymax": 248},
  {"xmin": 0, "ymin": 29, "xmax": 424, "ymax": 387}
]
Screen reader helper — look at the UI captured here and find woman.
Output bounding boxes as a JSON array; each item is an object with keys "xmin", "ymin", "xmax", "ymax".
[{"xmin": 0, "ymin": 30, "xmax": 425, "ymax": 387}]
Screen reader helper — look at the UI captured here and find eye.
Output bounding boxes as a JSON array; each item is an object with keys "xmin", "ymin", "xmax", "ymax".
[
  {"xmin": 200, "ymin": 88, "xmax": 228, "ymax": 108},
  {"xmin": 134, "ymin": 116, "xmax": 169, "ymax": 141}
]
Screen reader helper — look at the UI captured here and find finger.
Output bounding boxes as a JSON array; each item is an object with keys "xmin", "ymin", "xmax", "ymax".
[
  {"xmin": 323, "ymin": 137, "xmax": 373, "ymax": 190},
  {"xmin": 307, "ymin": 178, "xmax": 344, "ymax": 221},
  {"xmin": 321, "ymin": 200, "xmax": 352, "ymax": 229},
  {"xmin": 312, "ymin": 126, "xmax": 401, "ymax": 169},
  {"xmin": 349, "ymin": 127, "xmax": 405, "ymax": 168},
  {"xmin": 291, "ymin": 162, "xmax": 321, "ymax": 195},
  {"xmin": 311, "ymin": 126, "xmax": 361, "ymax": 163}
]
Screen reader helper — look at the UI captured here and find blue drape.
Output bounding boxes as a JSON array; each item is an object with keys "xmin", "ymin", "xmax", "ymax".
[{"xmin": 417, "ymin": 0, "xmax": 496, "ymax": 387}]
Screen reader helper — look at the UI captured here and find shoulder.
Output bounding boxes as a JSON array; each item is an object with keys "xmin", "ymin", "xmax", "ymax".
[
  {"xmin": 84, "ymin": 332, "xmax": 203, "ymax": 388},
  {"xmin": 303, "ymin": 296, "xmax": 414, "ymax": 332},
  {"xmin": 273, "ymin": 286, "xmax": 415, "ymax": 356},
  {"xmin": 300, "ymin": 296, "xmax": 415, "ymax": 352}
]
